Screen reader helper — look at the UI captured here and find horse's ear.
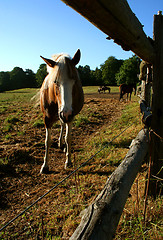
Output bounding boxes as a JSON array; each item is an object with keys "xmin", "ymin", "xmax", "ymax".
[
  {"xmin": 72, "ymin": 49, "xmax": 81, "ymax": 66},
  {"xmin": 40, "ymin": 56, "xmax": 56, "ymax": 68}
]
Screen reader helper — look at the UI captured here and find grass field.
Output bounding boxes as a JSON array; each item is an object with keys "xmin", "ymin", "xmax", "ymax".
[
  {"xmin": 0, "ymin": 87, "xmax": 162, "ymax": 239},
  {"xmin": 83, "ymin": 85, "xmax": 119, "ymax": 93}
]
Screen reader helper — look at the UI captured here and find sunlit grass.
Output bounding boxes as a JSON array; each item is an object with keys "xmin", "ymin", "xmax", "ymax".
[
  {"xmin": 83, "ymin": 85, "xmax": 118, "ymax": 94},
  {"xmin": 0, "ymin": 88, "xmax": 162, "ymax": 239}
]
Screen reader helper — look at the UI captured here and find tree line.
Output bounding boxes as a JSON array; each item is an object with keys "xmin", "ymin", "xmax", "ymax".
[{"xmin": 0, "ymin": 55, "xmax": 140, "ymax": 92}]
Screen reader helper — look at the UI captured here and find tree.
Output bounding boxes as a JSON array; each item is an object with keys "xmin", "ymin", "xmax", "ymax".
[
  {"xmin": 25, "ymin": 69, "xmax": 37, "ymax": 88},
  {"xmin": 0, "ymin": 72, "xmax": 10, "ymax": 92},
  {"xmin": 35, "ymin": 64, "xmax": 47, "ymax": 87},
  {"xmin": 115, "ymin": 55, "xmax": 140, "ymax": 85},
  {"xmin": 100, "ymin": 56, "xmax": 123, "ymax": 86},
  {"xmin": 91, "ymin": 67, "xmax": 103, "ymax": 86},
  {"xmin": 0, "ymin": 68, "xmax": 36, "ymax": 91},
  {"xmin": 10, "ymin": 67, "xmax": 26, "ymax": 90},
  {"xmin": 77, "ymin": 65, "xmax": 92, "ymax": 86}
]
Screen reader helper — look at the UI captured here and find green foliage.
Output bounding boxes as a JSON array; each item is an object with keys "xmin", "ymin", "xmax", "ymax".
[
  {"xmin": 77, "ymin": 57, "xmax": 124, "ymax": 86},
  {"xmin": 0, "ymin": 55, "xmax": 140, "ymax": 92},
  {"xmin": 100, "ymin": 56, "xmax": 123, "ymax": 86},
  {"xmin": 115, "ymin": 55, "xmax": 140, "ymax": 85},
  {"xmin": 10, "ymin": 67, "xmax": 27, "ymax": 89},
  {"xmin": 0, "ymin": 71, "xmax": 10, "ymax": 92},
  {"xmin": 25, "ymin": 69, "xmax": 37, "ymax": 88},
  {"xmin": 0, "ymin": 67, "xmax": 37, "ymax": 92},
  {"xmin": 90, "ymin": 67, "xmax": 103, "ymax": 86},
  {"xmin": 77, "ymin": 65, "xmax": 91, "ymax": 86},
  {"xmin": 35, "ymin": 64, "xmax": 47, "ymax": 87}
]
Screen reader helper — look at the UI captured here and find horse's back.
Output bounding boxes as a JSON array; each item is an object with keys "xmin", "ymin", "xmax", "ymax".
[{"xmin": 120, "ymin": 84, "xmax": 133, "ymax": 93}]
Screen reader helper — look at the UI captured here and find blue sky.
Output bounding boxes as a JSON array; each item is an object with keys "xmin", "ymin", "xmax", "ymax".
[{"xmin": 0, "ymin": 0, "xmax": 162, "ymax": 73}]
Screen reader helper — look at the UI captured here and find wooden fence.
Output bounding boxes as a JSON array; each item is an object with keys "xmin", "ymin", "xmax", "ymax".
[{"xmin": 61, "ymin": 0, "xmax": 163, "ymax": 238}]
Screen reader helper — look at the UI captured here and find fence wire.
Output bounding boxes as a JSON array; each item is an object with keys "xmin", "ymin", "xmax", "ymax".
[{"xmin": 0, "ymin": 123, "xmax": 134, "ymax": 232}]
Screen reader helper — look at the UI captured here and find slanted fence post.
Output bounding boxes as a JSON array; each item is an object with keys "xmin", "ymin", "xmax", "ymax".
[
  {"xmin": 70, "ymin": 129, "xmax": 149, "ymax": 240},
  {"xmin": 139, "ymin": 61, "xmax": 152, "ymax": 107},
  {"xmin": 149, "ymin": 11, "xmax": 163, "ymax": 197}
]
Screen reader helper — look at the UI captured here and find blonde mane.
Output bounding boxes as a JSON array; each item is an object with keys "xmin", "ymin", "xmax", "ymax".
[{"xmin": 43, "ymin": 53, "xmax": 71, "ymax": 90}]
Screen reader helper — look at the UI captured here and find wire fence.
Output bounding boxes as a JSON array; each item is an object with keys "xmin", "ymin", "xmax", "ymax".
[{"xmin": 0, "ymin": 123, "xmax": 134, "ymax": 232}]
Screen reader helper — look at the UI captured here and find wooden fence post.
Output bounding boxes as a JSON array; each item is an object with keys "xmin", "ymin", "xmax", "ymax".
[
  {"xmin": 61, "ymin": 0, "xmax": 155, "ymax": 64},
  {"xmin": 139, "ymin": 61, "xmax": 152, "ymax": 107},
  {"xmin": 149, "ymin": 11, "xmax": 163, "ymax": 197},
  {"xmin": 70, "ymin": 129, "xmax": 149, "ymax": 240}
]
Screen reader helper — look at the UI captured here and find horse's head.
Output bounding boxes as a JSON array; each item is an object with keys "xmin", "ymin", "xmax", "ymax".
[{"xmin": 41, "ymin": 49, "xmax": 81, "ymax": 123}]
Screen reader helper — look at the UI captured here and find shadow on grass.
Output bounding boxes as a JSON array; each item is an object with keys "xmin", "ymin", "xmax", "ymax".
[{"xmin": 109, "ymin": 138, "xmax": 132, "ymax": 149}]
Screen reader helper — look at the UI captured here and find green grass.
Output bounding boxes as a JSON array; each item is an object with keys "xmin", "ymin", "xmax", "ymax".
[
  {"xmin": 5, "ymin": 115, "xmax": 20, "ymax": 124},
  {"xmin": 0, "ymin": 88, "xmax": 162, "ymax": 240},
  {"xmin": 74, "ymin": 114, "xmax": 90, "ymax": 127},
  {"xmin": 0, "ymin": 88, "xmax": 37, "ymax": 102},
  {"xmin": 32, "ymin": 119, "xmax": 44, "ymax": 128},
  {"xmin": 79, "ymin": 98, "xmax": 142, "ymax": 171},
  {"xmin": 83, "ymin": 85, "xmax": 118, "ymax": 94},
  {"xmin": 70, "ymin": 95, "xmax": 162, "ymax": 240}
]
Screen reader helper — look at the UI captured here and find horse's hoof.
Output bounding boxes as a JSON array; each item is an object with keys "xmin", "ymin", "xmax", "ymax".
[
  {"xmin": 65, "ymin": 161, "xmax": 72, "ymax": 169},
  {"xmin": 40, "ymin": 166, "xmax": 49, "ymax": 174},
  {"xmin": 59, "ymin": 143, "xmax": 66, "ymax": 152}
]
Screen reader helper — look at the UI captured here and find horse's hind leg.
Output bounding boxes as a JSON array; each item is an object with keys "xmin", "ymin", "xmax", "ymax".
[
  {"xmin": 65, "ymin": 122, "xmax": 72, "ymax": 169},
  {"xmin": 40, "ymin": 128, "xmax": 51, "ymax": 174}
]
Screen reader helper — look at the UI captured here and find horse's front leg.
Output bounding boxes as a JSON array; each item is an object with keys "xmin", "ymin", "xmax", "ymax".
[
  {"xmin": 65, "ymin": 122, "xmax": 72, "ymax": 169},
  {"xmin": 40, "ymin": 128, "xmax": 51, "ymax": 174},
  {"xmin": 58, "ymin": 122, "xmax": 65, "ymax": 150}
]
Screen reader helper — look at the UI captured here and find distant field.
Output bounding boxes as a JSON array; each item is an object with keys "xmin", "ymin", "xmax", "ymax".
[{"xmin": 83, "ymin": 85, "xmax": 119, "ymax": 94}]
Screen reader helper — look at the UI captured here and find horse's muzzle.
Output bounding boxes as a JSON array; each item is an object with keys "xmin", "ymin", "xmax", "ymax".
[{"xmin": 59, "ymin": 110, "xmax": 74, "ymax": 123}]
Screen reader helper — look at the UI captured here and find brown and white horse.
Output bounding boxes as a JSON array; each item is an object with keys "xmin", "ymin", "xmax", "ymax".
[{"xmin": 39, "ymin": 49, "xmax": 84, "ymax": 173}]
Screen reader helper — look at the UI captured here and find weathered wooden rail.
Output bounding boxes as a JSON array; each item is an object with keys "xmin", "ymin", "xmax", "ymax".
[
  {"xmin": 61, "ymin": 0, "xmax": 155, "ymax": 64},
  {"xmin": 70, "ymin": 129, "xmax": 149, "ymax": 240},
  {"xmin": 61, "ymin": 0, "xmax": 163, "ymax": 238}
]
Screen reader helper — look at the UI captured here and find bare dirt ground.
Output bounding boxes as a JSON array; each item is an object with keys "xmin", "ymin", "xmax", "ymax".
[{"xmin": 0, "ymin": 92, "xmax": 126, "ymax": 238}]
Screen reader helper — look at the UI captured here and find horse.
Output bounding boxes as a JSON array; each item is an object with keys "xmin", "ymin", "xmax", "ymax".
[
  {"xmin": 119, "ymin": 83, "xmax": 136, "ymax": 101},
  {"xmin": 39, "ymin": 49, "xmax": 84, "ymax": 174},
  {"xmin": 98, "ymin": 86, "xmax": 110, "ymax": 94}
]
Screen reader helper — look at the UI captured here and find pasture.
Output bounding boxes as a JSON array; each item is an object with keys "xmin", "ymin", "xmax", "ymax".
[{"xmin": 0, "ymin": 87, "xmax": 162, "ymax": 239}]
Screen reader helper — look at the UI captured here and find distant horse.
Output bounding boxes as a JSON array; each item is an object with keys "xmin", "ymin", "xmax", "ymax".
[
  {"xmin": 39, "ymin": 49, "xmax": 84, "ymax": 173},
  {"xmin": 119, "ymin": 83, "xmax": 136, "ymax": 101},
  {"xmin": 98, "ymin": 86, "xmax": 111, "ymax": 93}
]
